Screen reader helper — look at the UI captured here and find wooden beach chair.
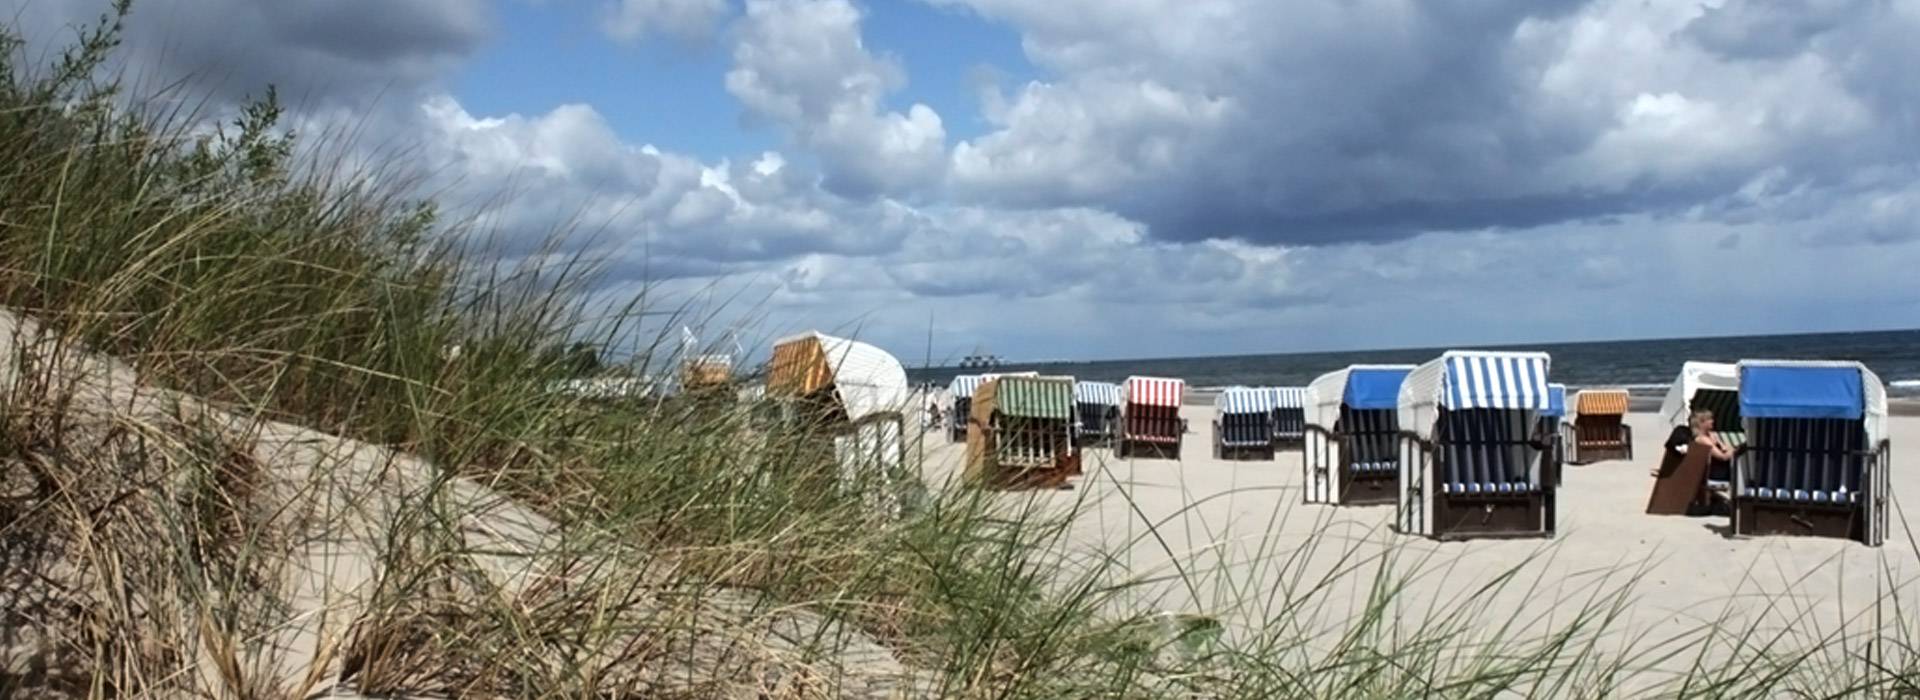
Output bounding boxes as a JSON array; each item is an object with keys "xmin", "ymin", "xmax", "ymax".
[
  {"xmin": 1271, "ymin": 387, "xmax": 1308, "ymax": 445},
  {"xmin": 1119, "ymin": 376, "xmax": 1185, "ymax": 459},
  {"xmin": 965, "ymin": 375, "xmax": 1080, "ymax": 489},
  {"xmin": 1570, "ymin": 389, "xmax": 1633, "ymax": 464},
  {"xmin": 1073, "ymin": 380, "xmax": 1122, "ymax": 448},
  {"xmin": 1214, "ymin": 387, "xmax": 1278, "ymax": 460},
  {"xmin": 1302, "ymin": 365, "xmax": 1413, "ymax": 506},
  {"xmin": 768, "ymin": 332, "xmax": 912, "ymax": 514},
  {"xmin": 1729, "ymin": 361, "xmax": 1892, "ymax": 546},
  {"xmin": 1397, "ymin": 351, "xmax": 1558, "ymax": 540}
]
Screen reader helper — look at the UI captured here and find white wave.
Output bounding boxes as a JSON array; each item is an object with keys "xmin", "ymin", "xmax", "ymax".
[{"xmin": 1891, "ymin": 379, "xmax": 1920, "ymax": 388}]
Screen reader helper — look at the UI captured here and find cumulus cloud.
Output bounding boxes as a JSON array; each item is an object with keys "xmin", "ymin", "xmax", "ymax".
[
  {"xmin": 725, "ymin": 0, "xmax": 947, "ymax": 197},
  {"xmin": 934, "ymin": 0, "xmax": 1920, "ymax": 249},
  {"xmin": 601, "ymin": 0, "xmax": 731, "ymax": 42}
]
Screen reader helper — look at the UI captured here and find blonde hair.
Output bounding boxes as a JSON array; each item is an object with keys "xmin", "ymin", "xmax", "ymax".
[{"xmin": 1689, "ymin": 409, "xmax": 1715, "ymax": 428}]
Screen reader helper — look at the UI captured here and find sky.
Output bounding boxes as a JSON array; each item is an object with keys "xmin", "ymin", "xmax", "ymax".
[{"xmin": 7, "ymin": 0, "xmax": 1920, "ymax": 363}]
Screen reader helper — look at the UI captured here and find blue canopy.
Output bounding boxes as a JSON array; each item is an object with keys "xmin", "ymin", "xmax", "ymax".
[
  {"xmin": 1739, "ymin": 364, "xmax": 1863, "ymax": 420},
  {"xmin": 1543, "ymin": 383, "xmax": 1567, "ymax": 418},
  {"xmin": 1345, "ymin": 367, "xmax": 1411, "ymax": 410}
]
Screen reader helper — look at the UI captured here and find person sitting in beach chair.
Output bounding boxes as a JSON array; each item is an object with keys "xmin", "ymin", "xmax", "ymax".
[{"xmin": 1646, "ymin": 410, "xmax": 1735, "ymax": 516}]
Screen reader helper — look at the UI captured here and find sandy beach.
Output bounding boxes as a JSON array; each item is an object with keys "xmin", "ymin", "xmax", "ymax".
[{"xmin": 917, "ymin": 405, "xmax": 1919, "ymax": 683}]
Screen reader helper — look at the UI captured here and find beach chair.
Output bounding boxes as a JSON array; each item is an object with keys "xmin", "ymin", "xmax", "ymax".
[
  {"xmin": 965, "ymin": 375, "xmax": 1081, "ymax": 489},
  {"xmin": 1074, "ymin": 380, "xmax": 1122, "ymax": 448},
  {"xmin": 1656, "ymin": 362, "xmax": 1743, "ymax": 488},
  {"xmin": 767, "ymin": 332, "xmax": 912, "ymax": 514},
  {"xmin": 1569, "ymin": 389, "xmax": 1633, "ymax": 464},
  {"xmin": 679, "ymin": 353, "xmax": 733, "ymax": 394},
  {"xmin": 1543, "ymin": 384, "xmax": 1568, "ymax": 485},
  {"xmin": 1119, "ymin": 376, "xmax": 1186, "ymax": 459},
  {"xmin": 1214, "ymin": 386, "xmax": 1278, "ymax": 460},
  {"xmin": 1271, "ymin": 387, "xmax": 1308, "ymax": 445},
  {"xmin": 948, "ymin": 375, "xmax": 984, "ymax": 442},
  {"xmin": 1303, "ymin": 365, "xmax": 1413, "ymax": 505},
  {"xmin": 1730, "ymin": 361, "xmax": 1892, "ymax": 546},
  {"xmin": 1396, "ymin": 351, "xmax": 1557, "ymax": 540}
]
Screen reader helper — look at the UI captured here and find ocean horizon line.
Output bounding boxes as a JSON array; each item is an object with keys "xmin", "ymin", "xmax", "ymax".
[{"xmin": 925, "ymin": 325, "xmax": 1920, "ymax": 370}]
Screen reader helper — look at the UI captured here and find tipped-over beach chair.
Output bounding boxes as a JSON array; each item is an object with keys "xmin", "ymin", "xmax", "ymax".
[
  {"xmin": 1271, "ymin": 387, "xmax": 1308, "ymax": 444},
  {"xmin": 964, "ymin": 375, "xmax": 1081, "ymax": 489},
  {"xmin": 1569, "ymin": 389, "xmax": 1633, "ymax": 464},
  {"xmin": 767, "ymin": 332, "xmax": 911, "ymax": 513},
  {"xmin": 1074, "ymin": 380, "xmax": 1122, "ymax": 448},
  {"xmin": 1119, "ymin": 376, "xmax": 1186, "ymax": 459},
  {"xmin": 1303, "ymin": 365, "xmax": 1414, "ymax": 505},
  {"xmin": 1214, "ymin": 387, "xmax": 1279, "ymax": 460},
  {"xmin": 1729, "ymin": 361, "xmax": 1891, "ymax": 546},
  {"xmin": 1397, "ymin": 351, "xmax": 1558, "ymax": 539}
]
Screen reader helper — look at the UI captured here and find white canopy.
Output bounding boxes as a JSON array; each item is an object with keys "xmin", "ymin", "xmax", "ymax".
[
  {"xmin": 1656, "ymin": 361, "xmax": 1738, "ymax": 429},
  {"xmin": 772, "ymin": 331, "xmax": 909, "ymax": 422}
]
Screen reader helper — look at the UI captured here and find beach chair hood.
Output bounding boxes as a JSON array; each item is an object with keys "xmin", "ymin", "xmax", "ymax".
[
  {"xmin": 1736, "ymin": 360, "xmax": 1887, "ymax": 445},
  {"xmin": 1307, "ymin": 365, "xmax": 1414, "ymax": 429},
  {"xmin": 1544, "ymin": 384, "xmax": 1568, "ymax": 419},
  {"xmin": 1074, "ymin": 381, "xmax": 1122, "ymax": 406},
  {"xmin": 981, "ymin": 375, "xmax": 1076, "ymax": 420},
  {"xmin": 768, "ymin": 331, "xmax": 908, "ymax": 421},
  {"xmin": 1217, "ymin": 386, "xmax": 1276, "ymax": 416},
  {"xmin": 950, "ymin": 371, "xmax": 1037, "ymax": 400},
  {"xmin": 1398, "ymin": 351, "xmax": 1552, "ymax": 441},
  {"xmin": 1123, "ymin": 376, "xmax": 1185, "ymax": 408},
  {"xmin": 1574, "ymin": 389, "xmax": 1630, "ymax": 417},
  {"xmin": 1658, "ymin": 361, "xmax": 1738, "ymax": 428}
]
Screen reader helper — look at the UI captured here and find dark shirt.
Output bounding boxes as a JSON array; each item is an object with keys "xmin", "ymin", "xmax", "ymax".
[{"xmin": 1664, "ymin": 425, "xmax": 1731, "ymax": 481}]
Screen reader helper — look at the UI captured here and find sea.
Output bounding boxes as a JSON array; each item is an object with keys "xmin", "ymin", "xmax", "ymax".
[{"xmin": 905, "ymin": 329, "xmax": 1920, "ymax": 399}]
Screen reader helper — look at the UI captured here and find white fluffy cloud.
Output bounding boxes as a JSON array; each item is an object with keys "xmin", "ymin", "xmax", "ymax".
[
  {"xmin": 725, "ymin": 0, "xmax": 948, "ymax": 197},
  {"xmin": 933, "ymin": 0, "xmax": 1920, "ymax": 249}
]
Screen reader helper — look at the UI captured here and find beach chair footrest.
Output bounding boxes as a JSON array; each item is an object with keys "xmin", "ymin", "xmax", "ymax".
[{"xmin": 1733, "ymin": 500, "xmax": 1862, "ymax": 542}]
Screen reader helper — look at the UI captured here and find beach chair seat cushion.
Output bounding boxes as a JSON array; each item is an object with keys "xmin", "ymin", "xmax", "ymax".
[
  {"xmin": 1350, "ymin": 460, "xmax": 1397, "ymax": 473},
  {"xmin": 1743, "ymin": 487, "xmax": 1860, "ymax": 504}
]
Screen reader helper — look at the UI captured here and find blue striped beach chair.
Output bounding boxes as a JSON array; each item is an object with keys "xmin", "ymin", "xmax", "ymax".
[
  {"xmin": 948, "ymin": 375, "xmax": 984, "ymax": 443},
  {"xmin": 1270, "ymin": 387, "xmax": 1308, "ymax": 444},
  {"xmin": 1214, "ymin": 386, "xmax": 1279, "ymax": 460},
  {"xmin": 1073, "ymin": 380, "xmax": 1122, "ymax": 448},
  {"xmin": 1396, "ymin": 351, "xmax": 1558, "ymax": 539},
  {"xmin": 1730, "ymin": 361, "xmax": 1891, "ymax": 546},
  {"xmin": 1303, "ymin": 366, "xmax": 1413, "ymax": 505}
]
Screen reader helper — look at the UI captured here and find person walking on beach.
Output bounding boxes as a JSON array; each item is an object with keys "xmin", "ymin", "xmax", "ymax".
[{"xmin": 1646, "ymin": 409, "xmax": 1735, "ymax": 515}]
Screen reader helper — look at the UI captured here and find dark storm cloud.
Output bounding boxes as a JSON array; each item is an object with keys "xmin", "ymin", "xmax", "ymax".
[
  {"xmin": 1683, "ymin": 0, "xmax": 1862, "ymax": 60},
  {"xmin": 12, "ymin": 0, "xmax": 490, "ymax": 105}
]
